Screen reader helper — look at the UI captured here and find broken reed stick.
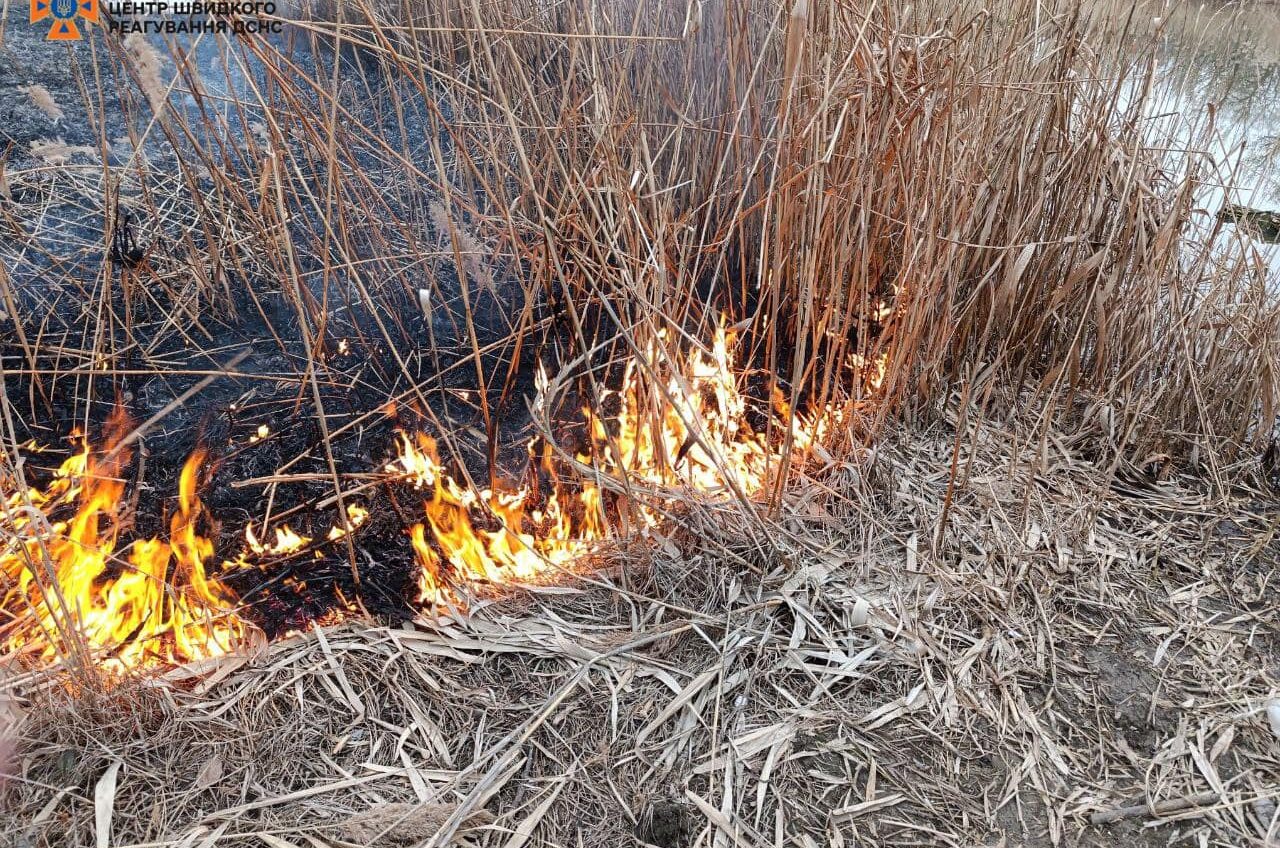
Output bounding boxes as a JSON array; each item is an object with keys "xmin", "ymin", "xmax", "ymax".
[
  {"xmin": 230, "ymin": 472, "xmax": 384, "ymax": 488},
  {"xmin": 1090, "ymin": 791, "xmax": 1221, "ymax": 825}
]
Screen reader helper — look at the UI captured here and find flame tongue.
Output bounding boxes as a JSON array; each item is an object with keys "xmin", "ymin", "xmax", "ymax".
[
  {"xmin": 1, "ymin": 436, "xmax": 244, "ymax": 670},
  {"xmin": 393, "ymin": 324, "xmax": 758, "ymax": 602},
  {"xmin": 592, "ymin": 323, "xmax": 772, "ymax": 495},
  {"xmin": 397, "ymin": 320, "xmax": 877, "ymax": 602},
  {"xmin": 397, "ymin": 433, "xmax": 606, "ymax": 599},
  {"xmin": 0, "ymin": 317, "xmax": 887, "ymax": 670}
]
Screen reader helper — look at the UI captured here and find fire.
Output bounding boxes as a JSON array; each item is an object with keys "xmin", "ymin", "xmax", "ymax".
[
  {"xmin": 584, "ymin": 323, "xmax": 773, "ymax": 495},
  {"xmin": 393, "ymin": 432, "xmax": 606, "ymax": 598},
  {"xmin": 0, "ymin": 425, "xmax": 244, "ymax": 670},
  {"xmin": 228, "ymin": 504, "xmax": 368, "ymax": 565},
  {"xmin": 328, "ymin": 504, "xmax": 369, "ymax": 541},
  {"xmin": 0, "ymin": 317, "xmax": 887, "ymax": 670},
  {"xmin": 244, "ymin": 523, "xmax": 310, "ymax": 556},
  {"xmin": 0, "ymin": 417, "xmax": 375, "ymax": 670},
  {"xmin": 396, "ymin": 320, "xmax": 886, "ymax": 601}
]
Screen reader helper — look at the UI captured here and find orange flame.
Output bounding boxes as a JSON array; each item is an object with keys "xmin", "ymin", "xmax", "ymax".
[
  {"xmin": 585, "ymin": 323, "xmax": 773, "ymax": 495},
  {"xmin": 0, "ymin": 432, "xmax": 244, "ymax": 670},
  {"xmin": 394, "ymin": 432, "xmax": 607, "ymax": 598},
  {"xmin": 244, "ymin": 523, "xmax": 310, "ymax": 557},
  {"xmin": 1, "ymin": 317, "xmax": 888, "ymax": 669},
  {"xmin": 397, "ymin": 320, "xmax": 887, "ymax": 601}
]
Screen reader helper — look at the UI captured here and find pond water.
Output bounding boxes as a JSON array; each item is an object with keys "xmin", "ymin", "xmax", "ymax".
[{"xmin": 1146, "ymin": 1, "xmax": 1280, "ymax": 274}]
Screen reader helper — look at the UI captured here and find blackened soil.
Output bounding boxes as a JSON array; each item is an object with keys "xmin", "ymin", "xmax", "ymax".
[{"xmin": 0, "ymin": 7, "xmax": 552, "ymax": 632}]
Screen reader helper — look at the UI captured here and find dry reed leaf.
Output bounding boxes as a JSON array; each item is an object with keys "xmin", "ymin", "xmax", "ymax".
[
  {"xmin": 849, "ymin": 596, "xmax": 871, "ymax": 628},
  {"xmin": 20, "ymin": 85, "xmax": 64, "ymax": 121},
  {"xmin": 180, "ymin": 627, "xmax": 269, "ymax": 693},
  {"xmin": 315, "ymin": 627, "xmax": 365, "ymax": 718},
  {"xmin": 172, "ymin": 823, "xmax": 212, "ymax": 846},
  {"xmin": 832, "ymin": 793, "xmax": 905, "ymax": 820},
  {"xmin": 635, "ymin": 667, "xmax": 719, "ymax": 744},
  {"xmin": 0, "ymin": 671, "xmax": 21, "ymax": 737},
  {"xmin": 193, "ymin": 753, "xmax": 224, "ymax": 790},
  {"xmin": 94, "ymin": 761, "xmax": 121, "ymax": 848},
  {"xmin": 1254, "ymin": 797, "xmax": 1279, "ymax": 836},
  {"xmin": 684, "ymin": 790, "xmax": 756, "ymax": 848},
  {"xmin": 462, "ymin": 754, "xmax": 527, "ymax": 818},
  {"xmin": 502, "ymin": 774, "xmax": 569, "ymax": 848},
  {"xmin": 259, "ymin": 836, "xmax": 305, "ymax": 848},
  {"xmin": 1208, "ymin": 725, "xmax": 1234, "ymax": 762},
  {"xmin": 29, "ymin": 139, "xmax": 96, "ymax": 164},
  {"xmin": 26, "ymin": 786, "xmax": 73, "ymax": 833},
  {"xmin": 360, "ymin": 763, "xmax": 458, "ymax": 783},
  {"xmin": 861, "ymin": 681, "xmax": 925, "ymax": 730},
  {"xmin": 693, "ymin": 723, "xmax": 795, "ymax": 775},
  {"xmin": 998, "ymin": 242, "xmax": 1037, "ymax": 312}
]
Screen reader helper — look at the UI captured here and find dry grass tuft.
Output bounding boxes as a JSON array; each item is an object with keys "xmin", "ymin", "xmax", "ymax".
[
  {"xmin": 123, "ymin": 32, "xmax": 168, "ymax": 114},
  {"xmin": 19, "ymin": 85, "xmax": 64, "ymax": 122},
  {"xmin": 27, "ymin": 139, "xmax": 97, "ymax": 164}
]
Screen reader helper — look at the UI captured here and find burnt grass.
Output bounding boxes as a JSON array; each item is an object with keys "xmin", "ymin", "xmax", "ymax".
[
  {"xmin": 0, "ymin": 11, "xmax": 558, "ymax": 634},
  {"xmin": 0, "ymin": 8, "xmax": 812, "ymax": 638},
  {"xmin": 4, "ymin": 266, "xmax": 519, "ymax": 634}
]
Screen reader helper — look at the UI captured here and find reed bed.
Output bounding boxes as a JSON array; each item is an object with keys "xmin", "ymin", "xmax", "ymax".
[{"xmin": 5, "ymin": 0, "xmax": 1275, "ymax": 473}]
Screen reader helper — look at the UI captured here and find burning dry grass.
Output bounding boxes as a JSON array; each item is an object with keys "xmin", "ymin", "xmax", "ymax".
[
  {"xmin": 4, "ymin": 0, "xmax": 1278, "ymax": 668},
  {"xmin": 0, "ymin": 426, "xmax": 246, "ymax": 671},
  {"xmin": 0, "ymin": 316, "xmax": 838, "ymax": 667},
  {"xmin": 2, "ymin": 413, "xmax": 1278, "ymax": 846}
]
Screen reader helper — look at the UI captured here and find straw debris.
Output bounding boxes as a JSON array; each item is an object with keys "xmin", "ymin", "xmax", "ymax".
[
  {"xmin": 2, "ymin": 410, "xmax": 1278, "ymax": 846},
  {"xmin": 328, "ymin": 802, "xmax": 493, "ymax": 846}
]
